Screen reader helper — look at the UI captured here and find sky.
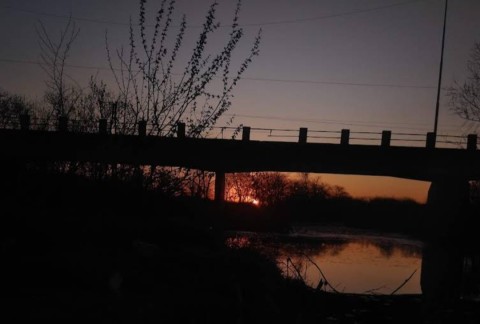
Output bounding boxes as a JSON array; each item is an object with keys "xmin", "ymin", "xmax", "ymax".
[{"xmin": 1, "ymin": 0, "xmax": 479, "ymax": 202}]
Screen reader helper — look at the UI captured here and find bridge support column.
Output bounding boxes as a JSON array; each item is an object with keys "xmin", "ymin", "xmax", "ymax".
[
  {"xmin": 214, "ymin": 171, "xmax": 225, "ymax": 202},
  {"xmin": 426, "ymin": 178, "xmax": 469, "ymax": 238}
]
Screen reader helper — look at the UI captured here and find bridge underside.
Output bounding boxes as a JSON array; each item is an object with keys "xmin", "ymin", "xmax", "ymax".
[{"xmin": 2, "ymin": 130, "xmax": 480, "ymax": 181}]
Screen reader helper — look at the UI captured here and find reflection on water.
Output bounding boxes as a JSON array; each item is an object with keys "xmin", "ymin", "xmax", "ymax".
[
  {"xmin": 227, "ymin": 231, "xmax": 423, "ymax": 294},
  {"xmin": 285, "ymin": 240, "xmax": 422, "ymax": 294},
  {"xmin": 226, "ymin": 229, "xmax": 480, "ymax": 300}
]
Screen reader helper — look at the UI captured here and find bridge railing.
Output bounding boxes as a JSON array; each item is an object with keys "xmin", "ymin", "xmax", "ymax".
[
  {"xmin": 209, "ymin": 125, "xmax": 477, "ymax": 150},
  {"xmin": 1, "ymin": 114, "xmax": 478, "ymax": 150},
  {"xmin": 0, "ymin": 114, "xmax": 172, "ymax": 136}
]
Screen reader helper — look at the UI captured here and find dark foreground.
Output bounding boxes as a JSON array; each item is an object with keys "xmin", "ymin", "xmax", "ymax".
[{"xmin": 1, "ymin": 172, "xmax": 479, "ymax": 323}]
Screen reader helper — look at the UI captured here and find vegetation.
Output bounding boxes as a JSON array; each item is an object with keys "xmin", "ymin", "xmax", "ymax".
[
  {"xmin": 34, "ymin": 0, "xmax": 261, "ymax": 136},
  {"xmin": 105, "ymin": 0, "xmax": 261, "ymax": 138},
  {"xmin": 448, "ymin": 41, "xmax": 480, "ymax": 207},
  {"xmin": 0, "ymin": 90, "xmax": 28, "ymax": 128},
  {"xmin": 1, "ymin": 0, "xmax": 262, "ymax": 197},
  {"xmin": 2, "ymin": 169, "xmax": 479, "ymax": 323},
  {"xmin": 448, "ymin": 41, "xmax": 480, "ymax": 129},
  {"xmin": 227, "ymin": 172, "xmax": 350, "ymax": 206}
]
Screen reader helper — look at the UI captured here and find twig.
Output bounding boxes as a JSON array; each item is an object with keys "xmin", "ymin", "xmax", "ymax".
[
  {"xmin": 363, "ymin": 285, "xmax": 386, "ymax": 295},
  {"xmin": 302, "ymin": 253, "xmax": 339, "ymax": 293},
  {"xmin": 287, "ymin": 257, "xmax": 304, "ymax": 281},
  {"xmin": 390, "ymin": 269, "xmax": 417, "ymax": 295}
]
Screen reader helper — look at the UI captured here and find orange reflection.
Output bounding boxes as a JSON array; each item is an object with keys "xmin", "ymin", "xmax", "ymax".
[{"xmin": 280, "ymin": 241, "xmax": 422, "ymax": 294}]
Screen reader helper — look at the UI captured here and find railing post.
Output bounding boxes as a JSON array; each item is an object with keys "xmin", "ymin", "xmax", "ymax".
[
  {"xmin": 58, "ymin": 116, "xmax": 68, "ymax": 132},
  {"xmin": 341, "ymin": 129, "xmax": 350, "ymax": 145},
  {"xmin": 138, "ymin": 120, "xmax": 147, "ymax": 136},
  {"xmin": 467, "ymin": 134, "xmax": 477, "ymax": 151},
  {"xmin": 19, "ymin": 114, "xmax": 30, "ymax": 131},
  {"xmin": 215, "ymin": 171, "xmax": 225, "ymax": 202},
  {"xmin": 177, "ymin": 122, "xmax": 186, "ymax": 139},
  {"xmin": 242, "ymin": 126, "xmax": 250, "ymax": 141},
  {"xmin": 299, "ymin": 127, "xmax": 308, "ymax": 144},
  {"xmin": 99, "ymin": 119, "xmax": 108, "ymax": 135},
  {"xmin": 426, "ymin": 132, "xmax": 436, "ymax": 149},
  {"xmin": 381, "ymin": 130, "xmax": 391, "ymax": 147},
  {"xmin": 110, "ymin": 102, "xmax": 118, "ymax": 133}
]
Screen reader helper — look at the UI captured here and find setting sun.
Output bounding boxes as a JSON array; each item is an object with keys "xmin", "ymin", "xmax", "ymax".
[{"xmin": 252, "ymin": 199, "xmax": 260, "ymax": 206}]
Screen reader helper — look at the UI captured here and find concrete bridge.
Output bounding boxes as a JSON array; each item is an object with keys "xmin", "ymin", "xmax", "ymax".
[
  {"xmin": 1, "ymin": 128, "xmax": 480, "ymax": 178},
  {"xmin": 1, "ymin": 116, "xmax": 479, "ymax": 235}
]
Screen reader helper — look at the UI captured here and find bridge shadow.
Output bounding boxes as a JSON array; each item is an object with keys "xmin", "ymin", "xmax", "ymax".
[
  {"xmin": 421, "ymin": 237, "xmax": 480, "ymax": 323},
  {"xmin": 420, "ymin": 179, "xmax": 480, "ymax": 322}
]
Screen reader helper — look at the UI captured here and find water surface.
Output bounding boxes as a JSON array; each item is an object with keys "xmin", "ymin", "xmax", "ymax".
[{"xmin": 227, "ymin": 228, "xmax": 423, "ymax": 295}]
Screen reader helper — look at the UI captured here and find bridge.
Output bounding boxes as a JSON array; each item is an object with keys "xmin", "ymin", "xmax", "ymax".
[{"xmin": 1, "ymin": 116, "xmax": 479, "ymax": 217}]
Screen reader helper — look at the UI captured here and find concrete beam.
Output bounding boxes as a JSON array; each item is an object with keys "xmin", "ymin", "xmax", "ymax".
[
  {"xmin": 426, "ymin": 179, "xmax": 470, "ymax": 237},
  {"xmin": 214, "ymin": 171, "xmax": 225, "ymax": 202}
]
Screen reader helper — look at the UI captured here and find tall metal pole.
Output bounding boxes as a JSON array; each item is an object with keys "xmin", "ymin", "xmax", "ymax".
[{"xmin": 433, "ymin": 0, "xmax": 448, "ymax": 136}]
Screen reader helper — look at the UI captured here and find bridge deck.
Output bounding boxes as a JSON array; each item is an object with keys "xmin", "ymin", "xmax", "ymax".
[{"xmin": 1, "ymin": 129, "xmax": 480, "ymax": 181}]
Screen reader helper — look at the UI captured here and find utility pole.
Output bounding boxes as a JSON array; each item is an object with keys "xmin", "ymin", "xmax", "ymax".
[{"xmin": 433, "ymin": 0, "xmax": 448, "ymax": 137}]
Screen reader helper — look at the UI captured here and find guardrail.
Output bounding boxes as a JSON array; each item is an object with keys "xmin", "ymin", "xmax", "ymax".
[
  {"xmin": 210, "ymin": 126, "xmax": 476, "ymax": 150},
  {"xmin": 0, "ymin": 114, "xmax": 477, "ymax": 150}
]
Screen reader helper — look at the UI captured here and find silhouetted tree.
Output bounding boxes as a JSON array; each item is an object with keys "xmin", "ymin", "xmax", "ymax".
[
  {"xmin": 0, "ymin": 90, "xmax": 31, "ymax": 128},
  {"xmin": 251, "ymin": 172, "xmax": 289, "ymax": 206},
  {"xmin": 184, "ymin": 169, "xmax": 215, "ymax": 199},
  {"xmin": 71, "ymin": 77, "xmax": 116, "ymax": 132},
  {"xmin": 226, "ymin": 172, "xmax": 288, "ymax": 205},
  {"xmin": 37, "ymin": 17, "xmax": 81, "ymax": 120},
  {"xmin": 289, "ymin": 173, "xmax": 332, "ymax": 200},
  {"xmin": 225, "ymin": 172, "xmax": 351, "ymax": 206},
  {"xmin": 32, "ymin": 1, "xmax": 261, "ymax": 198},
  {"xmin": 106, "ymin": 0, "xmax": 261, "ymax": 137},
  {"xmin": 329, "ymin": 185, "xmax": 351, "ymax": 199},
  {"xmin": 448, "ymin": 42, "xmax": 480, "ymax": 127},
  {"xmin": 448, "ymin": 42, "xmax": 480, "ymax": 203},
  {"xmin": 226, "ymin": 172, "xmax": 255, "ymax": 203},
  {"xmin": 103, "ymin": 0, "xmax": 261, "ymax": 197}
]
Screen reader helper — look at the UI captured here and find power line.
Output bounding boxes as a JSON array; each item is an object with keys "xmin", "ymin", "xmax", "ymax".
[
  {"xmin": 241, "ymin": 76, "xmax": 436, "ymax": 89},
  {"xmin": 0, "ymin": 57, "xmax": 112, "ymax": 71},
  {"xmin": 0, "ymin": 5, "xmax": 132, "ymax": 27},
  {"xmin": 0, "ymin": 0, "xmax": 429, "ymax": 29},
  {"xmin": 237, "ymin": 0, "xmax": 429, "ymax": 27},
  {"xmin": 224, "ymin": 113, "xmax": 460, "ymax": 131},
  {"xmin": 0, "ymin": 56, "xmax": 461, "ymax": 132},
  {"xmin": 0, "ymin": 57, "xmax": 438, "ymax": 90}
]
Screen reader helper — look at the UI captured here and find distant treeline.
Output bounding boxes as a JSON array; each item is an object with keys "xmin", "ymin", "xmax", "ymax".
[
  {"xmin": 226, "ymin": 172, "xmax": 349, "ymax": 206},
  {"xmin": 0, "ymin": 164, "xmax": 427, "ymax": 237}
]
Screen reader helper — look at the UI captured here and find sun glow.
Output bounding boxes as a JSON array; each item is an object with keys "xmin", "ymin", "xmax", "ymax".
[{"xmin": 252, "ymin": 199, "xmax": 260, "ymax": 206}]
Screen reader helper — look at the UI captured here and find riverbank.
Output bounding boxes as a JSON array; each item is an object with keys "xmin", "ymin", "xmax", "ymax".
[{"xmin": 1, "ymin": 172, "xmax": 479, "ymax": 323}]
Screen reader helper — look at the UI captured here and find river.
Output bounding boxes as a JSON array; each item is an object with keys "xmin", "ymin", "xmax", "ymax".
[{"xmin": 226, "ymin": 226, "xmax": 480, "ymax": 299}]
